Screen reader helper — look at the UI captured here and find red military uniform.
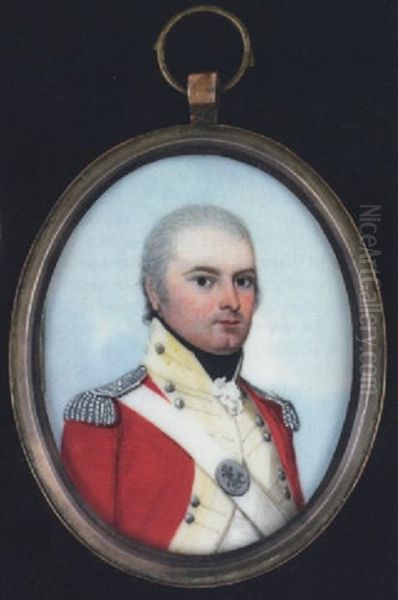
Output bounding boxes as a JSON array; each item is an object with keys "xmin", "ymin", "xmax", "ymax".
[{"xmin": 62, "ymin": 319, "xmax": 304, "ymax": 553}]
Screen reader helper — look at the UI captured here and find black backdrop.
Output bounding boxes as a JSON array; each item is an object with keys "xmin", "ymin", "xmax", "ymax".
[{"xmin": 1, "ymin": 1, "xmax": 396, "ymax": 599}]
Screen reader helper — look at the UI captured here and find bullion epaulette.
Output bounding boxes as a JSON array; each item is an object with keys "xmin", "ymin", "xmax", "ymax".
[
  {"xmin": 250, "ymin": 385, "xmax": 300, "ymax": 432},
  {"xmin": 64, "ymin": 365, "xmax": 147, "ymax": 427}
]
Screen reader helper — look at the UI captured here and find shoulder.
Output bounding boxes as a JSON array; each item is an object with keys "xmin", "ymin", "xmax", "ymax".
[
  {"xmin": 64, "ymin": 365, "xmax": 148, "ymax": 427},
  {"xmin": 240, "ymin": 378, "xmax": 300, "ymax": 432}
]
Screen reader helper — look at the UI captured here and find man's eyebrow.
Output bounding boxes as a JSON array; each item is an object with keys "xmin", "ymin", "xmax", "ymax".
[
  {"xmin": 183, "ymin": 266, "xmax": 221, "ymax": 276},
  {"xmin": 183, "ymin": 266, "xmax": 257, "ymax": 276},
  {"xmin": 234, "ymin": 268, "xmax": 257, "ymax": 277}
]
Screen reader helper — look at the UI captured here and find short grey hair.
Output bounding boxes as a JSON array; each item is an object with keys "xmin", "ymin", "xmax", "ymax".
[{"xmin": 140, "ymin": 204, "xmax": 257, "ymax": 320}]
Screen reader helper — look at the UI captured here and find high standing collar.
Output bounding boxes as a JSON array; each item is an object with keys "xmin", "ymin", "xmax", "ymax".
[
  {"xmin": 144, "ymin": 318, "xmax": 243, "ymax": 397},
  {"xmin": 153, "ymin": 316, "xmax": 243, "ymax": 381}
]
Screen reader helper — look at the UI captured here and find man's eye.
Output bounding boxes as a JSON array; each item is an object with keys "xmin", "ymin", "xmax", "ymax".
[
  {"xmin": 195, "ymin": 276, "xmax": 214, "ymax": 288},
  {"xmin": 235, "ymin": 276, "xmax": 255, "ymax": 289}
]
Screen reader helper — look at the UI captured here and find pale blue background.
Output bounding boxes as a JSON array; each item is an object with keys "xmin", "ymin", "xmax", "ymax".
[{"xmin": 44, "ymin": 155, "xmax": 353, "ymax": 500}]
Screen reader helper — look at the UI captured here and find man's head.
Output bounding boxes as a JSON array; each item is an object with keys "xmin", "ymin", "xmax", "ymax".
[{"xmin": 141, "ymin": 205, "xmax": 258, "ymax": 355}]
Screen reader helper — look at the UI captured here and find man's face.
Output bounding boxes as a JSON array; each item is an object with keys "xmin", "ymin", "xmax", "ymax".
[{"xmin": 146, "ymin": 227, "xmax": 257, "ymax": 355}]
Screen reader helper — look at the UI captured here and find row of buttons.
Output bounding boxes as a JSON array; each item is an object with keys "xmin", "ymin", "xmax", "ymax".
[
  {"xmin": 255, "ymin": 412, "xmax": 272, "ymax": 443},
  {"xmin": 257, "ymin": 413, "xmax": 291, "ymax": 499},
  {"xmin": 155, "ymin": 355, "xmax": 202, "ymax": 524},
  {"xmin": 163, "ymin": 381, "xmax": 186, "ymax": 409},
  {"xmin": 185, "ymin": 495, "xmax": 201, "ymax": 524}
]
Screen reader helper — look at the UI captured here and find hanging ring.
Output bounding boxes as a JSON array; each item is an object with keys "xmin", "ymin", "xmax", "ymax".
[{"xmin": 154, "ymin": 5, "xmax": 254, "ymax": 95}]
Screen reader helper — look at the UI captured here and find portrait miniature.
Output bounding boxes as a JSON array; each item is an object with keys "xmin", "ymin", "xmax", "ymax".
[{"xmin": 11, "ymin": 141, "xmax": 382, "ymax": 585}]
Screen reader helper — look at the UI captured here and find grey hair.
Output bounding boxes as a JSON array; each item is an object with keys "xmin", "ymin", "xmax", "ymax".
[{"xmin": 140, "ymin": 204, "xmax": 257, "ymax": 320}]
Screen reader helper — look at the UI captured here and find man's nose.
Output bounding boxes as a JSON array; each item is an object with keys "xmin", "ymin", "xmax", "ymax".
[{"xmin": 219, "ymin": 280, "xmax": 240, "ymax": 311}]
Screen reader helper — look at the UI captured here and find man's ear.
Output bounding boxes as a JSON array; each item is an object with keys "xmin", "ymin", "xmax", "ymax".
[{"xmin": 144, "ymin": 277, "xmax": 161, "ymax": 311}]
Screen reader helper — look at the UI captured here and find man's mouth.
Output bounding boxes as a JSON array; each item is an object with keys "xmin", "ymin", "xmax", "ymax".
[{"xmin": 216, "ymin": 319, "xmax": 241, "ymax": 326}]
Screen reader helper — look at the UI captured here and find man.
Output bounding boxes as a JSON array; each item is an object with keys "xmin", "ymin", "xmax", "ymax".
[{"xmin": 62, "ymin": 205, "xmax": 304, "ymax": 554}]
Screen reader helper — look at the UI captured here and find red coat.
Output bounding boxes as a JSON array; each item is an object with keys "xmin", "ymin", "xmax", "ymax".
[{"xmin": 61, "ymin": 376, "xmax": 304, "ymax": 549}]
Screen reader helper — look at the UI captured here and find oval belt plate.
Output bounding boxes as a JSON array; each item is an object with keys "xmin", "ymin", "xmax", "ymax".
[{"xmin": 215, "ymin": 459, "xmax": 250, "ymax": 496}]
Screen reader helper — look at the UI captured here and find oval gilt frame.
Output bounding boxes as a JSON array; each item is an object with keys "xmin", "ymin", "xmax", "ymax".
[{"xmin": 9, "ymin": 124, "xmax": 385, "ymax": 587}]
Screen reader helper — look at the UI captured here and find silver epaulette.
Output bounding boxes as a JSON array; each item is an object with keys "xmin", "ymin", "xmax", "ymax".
[
  {"xmin": 64, "ymin": 365, "xmax": 147, "ymax": 427},
  {"xmin": 249, "ymin": 385, "xmax": 300, "ymax": 432}
]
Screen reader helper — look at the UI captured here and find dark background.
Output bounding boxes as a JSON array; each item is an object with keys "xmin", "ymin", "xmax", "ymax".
[{"xmin": 1, "ymin": 1, "xmax": 396, "ymax": 599}]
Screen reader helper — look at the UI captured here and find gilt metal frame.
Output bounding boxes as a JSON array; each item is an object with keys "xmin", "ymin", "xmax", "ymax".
[{"xmin": 9, "ymin": 124, "xmax": 385, "ymax": 587}]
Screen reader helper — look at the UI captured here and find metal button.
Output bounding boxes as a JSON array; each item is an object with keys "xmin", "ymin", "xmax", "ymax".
[
  {"xmin": 191, "ymin": 495, "xmax": 200, "ymax": 508},
  {"xmin": 278, "ymin": 468, "xmax": 286, "ymax": 481},
  {"xmin": 255, "ymin": 414, "xmax": 264, "ymax": 427},
  {"xmin": 263, "ymin": 431, "xmax": 271, "ymax": 442},
  {"xmin": 155, "ymin": 343, "xmax": 165, "ymax": 355},
  {"xmin": 174, "ymin": 397, "xmax": 185, "ymax": 409},
  {"xmin": 284, "ymin": 487, "xmax": 291, "ymax": 500},
  {"xmin": 185, "ymin": 513, "xmax": 195, "ymax": 524},
  {"xmin": 164, "ymin": 382, "xmax": 175, "ymax": 393}
]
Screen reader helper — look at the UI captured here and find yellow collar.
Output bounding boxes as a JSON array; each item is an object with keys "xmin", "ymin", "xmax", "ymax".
[{"xmin": 143, "ymin": 318, "xmax": 241, "ymax": 397}]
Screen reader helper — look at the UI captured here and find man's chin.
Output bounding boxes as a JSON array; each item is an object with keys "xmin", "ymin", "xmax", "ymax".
[
  {"xmin": 210, "ymin": 347, "xmax": 242, "ymax": 356},
  {"xmin": 205, "ymin": 335, "xmax": 245, "ymax": 356}
]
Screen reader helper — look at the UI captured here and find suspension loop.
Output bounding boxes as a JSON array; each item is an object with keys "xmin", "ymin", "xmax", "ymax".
[{"xmin": 154, "ymin": 5, "xmax": 254, "ymax": 95}]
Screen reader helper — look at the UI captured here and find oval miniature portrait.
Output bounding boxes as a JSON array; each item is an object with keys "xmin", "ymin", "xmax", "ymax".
[{"xmin": 10, "ymin": 126, "xmax": 385, "ymax": 586}]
